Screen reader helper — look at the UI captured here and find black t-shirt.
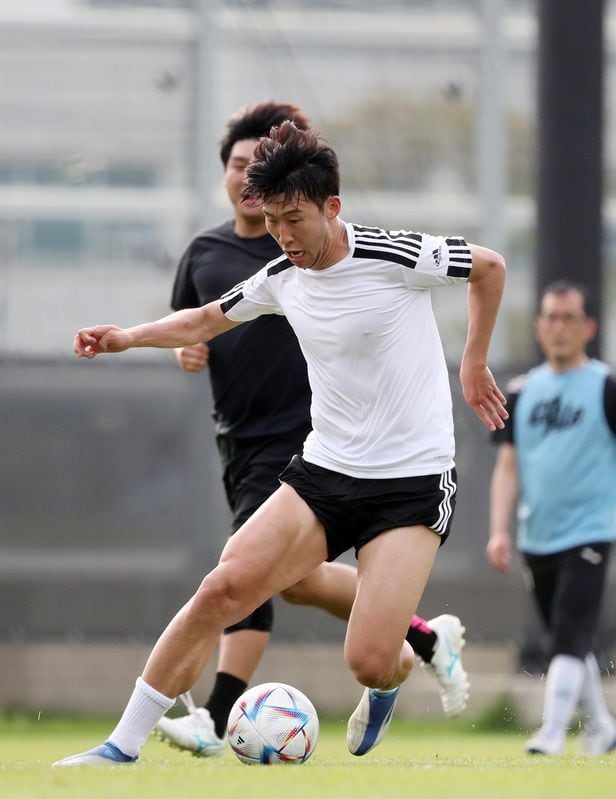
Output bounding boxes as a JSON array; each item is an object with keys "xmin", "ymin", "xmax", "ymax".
[{"xmin": 171, "ymin": 220, "xmax": 311, "ymax": 438}]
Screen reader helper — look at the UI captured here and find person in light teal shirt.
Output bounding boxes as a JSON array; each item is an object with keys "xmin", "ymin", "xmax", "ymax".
[
  {"xmin": 515, "ymin": 358, "xmax": 616, "ymax": 555},
  {"xmin": 488, "ymin": 280, "xmax": 616, "ymax": 757}
]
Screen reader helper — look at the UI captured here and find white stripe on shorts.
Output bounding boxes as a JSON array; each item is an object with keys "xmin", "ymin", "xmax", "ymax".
[{"xmin": 432, "ymin": 469, "xmax": 456, "ymax": 535}]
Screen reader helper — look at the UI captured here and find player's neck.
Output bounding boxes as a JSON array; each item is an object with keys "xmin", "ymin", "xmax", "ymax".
[{"xmin": 234, "ymin": 215, "xmax": 268, "ymax": 239}]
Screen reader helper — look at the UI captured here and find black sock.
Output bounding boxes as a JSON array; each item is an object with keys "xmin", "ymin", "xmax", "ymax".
[
  {"xmin": 204, "ymin": 672, "xmax": 248, "ymax": 739},
  {"xmin": 405, "ymin": 624, "xmax": 437, "ymax": 664}
]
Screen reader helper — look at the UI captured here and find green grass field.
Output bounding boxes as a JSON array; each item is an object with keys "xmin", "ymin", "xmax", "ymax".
[{"xmin": 2, "ymin": 712, "xmax": 615, "ymax": 799}]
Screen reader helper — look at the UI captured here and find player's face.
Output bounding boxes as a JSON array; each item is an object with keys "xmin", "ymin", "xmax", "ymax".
[
  {"xmin": 535, "ymin": 290, "xmax": 596, "ymax": 368},
  {"xmin": 262, "ymin": 194, "xmax": 343, "ymax": 270},
  {"xmin": 223, "ymin": 139, "xmax": 263, "ymax": 222}
]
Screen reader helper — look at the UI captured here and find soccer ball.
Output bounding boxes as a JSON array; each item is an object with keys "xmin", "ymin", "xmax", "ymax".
[{"xmin": 227, "ymin": 682, "xmax": 319, "ymax": 765}]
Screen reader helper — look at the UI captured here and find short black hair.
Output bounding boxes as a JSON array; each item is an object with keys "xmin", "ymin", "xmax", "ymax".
[
  {"xmin": 242, "ymin": 121, "xmax": 340, "ymax": 209},
  {"xmin": 540, "ymin": 280, "xmax": 593, "ymax": 317},
  {"xmin": 219, "ymin": 101, "xmax": 311, "ymax": 166}
]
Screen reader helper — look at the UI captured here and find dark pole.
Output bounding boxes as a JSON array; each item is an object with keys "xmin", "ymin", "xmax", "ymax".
[{"xmin": 536, "ymin": 0, "xmax": 605, "ymax": 357}]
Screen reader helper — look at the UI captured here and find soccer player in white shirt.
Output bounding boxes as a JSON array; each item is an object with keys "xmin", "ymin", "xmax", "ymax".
[{"xmin": 56, "ymin": 121, "xmax": 507, "ymax": 766}]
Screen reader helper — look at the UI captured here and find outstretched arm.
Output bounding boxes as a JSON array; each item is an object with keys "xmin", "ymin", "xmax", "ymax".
[
  {"xmin": 460, "ymin": 244, "xmax": 508, "ymax": 431},
  {"xmin": 73, "ymin": 301, "xmax": 238, "ymax": 359}
]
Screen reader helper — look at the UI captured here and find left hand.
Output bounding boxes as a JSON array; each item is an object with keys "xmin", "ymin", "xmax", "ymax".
[
  {"xmin": 486, "ymin": 530, "xmax": 513, "ymax": 573},
  {"xmin": 459, "ymin": 360, "xmax": 508, "ymax": 431}
]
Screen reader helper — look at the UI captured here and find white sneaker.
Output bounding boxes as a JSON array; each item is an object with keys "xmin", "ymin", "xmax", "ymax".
[
  {"xmin": 422, "ymin": 614, "xmax": 470, "ymax": 717},
  {"xmin": 581, "ymin": 720, "xmax": 616, "ymax": 756},
  {"xmin": 155, "ymin": 706, "xmax": 226, "ymax": 758},
  {"xmin": 346, "ymin": 686, "xmax": 399, "ymax": 756},
  {"xmin": 525, "ymin": 729, "xmax": 565, "ymax": 756}
]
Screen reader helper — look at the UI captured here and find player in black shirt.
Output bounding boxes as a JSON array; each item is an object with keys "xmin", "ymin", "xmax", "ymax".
[{"xmin": 171, "ymin": 220, "xmax": 311, "ymax": 439}]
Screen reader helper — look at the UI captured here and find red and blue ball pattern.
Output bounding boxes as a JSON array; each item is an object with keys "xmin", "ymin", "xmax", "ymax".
[{"xmin": 227, "ymin": 682, "xmax": 319, "ymax": 765}]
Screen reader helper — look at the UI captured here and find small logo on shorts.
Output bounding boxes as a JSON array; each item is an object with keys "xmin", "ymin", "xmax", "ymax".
[{"xmin": 580, "ymin": 547, "xmax": 603, "ymax": 566}]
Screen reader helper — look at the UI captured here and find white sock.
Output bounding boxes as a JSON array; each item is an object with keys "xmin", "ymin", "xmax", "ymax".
[
  {"xmin": 108, "ymin": 677, "xmax": 176, "ymax": 757},
  {"xmin": 371, "ymin": 687, "xmax": 399, "ymax": 697},
  {"xmin": 578, "ymin": 654, "xmax": 615, "ymax": 733},
  {"xmin": 540, "ymin": 654, "xmax": 585, "ymax": 740}
]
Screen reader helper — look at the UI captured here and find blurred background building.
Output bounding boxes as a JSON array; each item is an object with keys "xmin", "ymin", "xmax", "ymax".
[
  {"xmin": 3, "ymin": 0, "xmax": 615, "ymax": 361},
  {"xmin": 0, "ymin": 0, "xmax": 615, "ymax": 713}
]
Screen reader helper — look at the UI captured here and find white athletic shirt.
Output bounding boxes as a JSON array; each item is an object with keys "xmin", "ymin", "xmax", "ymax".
[{"xmin": 220, "ymin": 222, "xmax": 472, "ymax": 479}]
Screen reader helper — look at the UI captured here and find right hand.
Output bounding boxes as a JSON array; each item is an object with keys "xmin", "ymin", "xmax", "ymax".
[
  {"xmin": 74, "ymin": 325, "xmax": 131, "ymax": 358},
  {"xmin": 175, "ymin": 343, "xmax": 209, "ymax": 372},
  {"xmin": 486, "ymin": 531, "xmax": 513, "ymax": 573}
]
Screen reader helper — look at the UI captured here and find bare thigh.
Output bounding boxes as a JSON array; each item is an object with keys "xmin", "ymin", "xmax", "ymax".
[
  {"xmin": 344, "ymin": 525, "xmax": 440, "ymax": 683},
  {"xmin": 142, "ymin": 484, "xmax": 329, "ymax": 696},
  {"xmin": 213, "ymin": 482, "xmax": 330, "ymax": 616}
]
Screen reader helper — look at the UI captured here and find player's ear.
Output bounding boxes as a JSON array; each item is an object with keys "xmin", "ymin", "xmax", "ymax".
[
  {"xmin": 325, "ymin": 196, "xmax": 341, "ymax": 219},
  {"xmin": 584, "ymin": 316, "xmax": 598, "ymax": 343}
]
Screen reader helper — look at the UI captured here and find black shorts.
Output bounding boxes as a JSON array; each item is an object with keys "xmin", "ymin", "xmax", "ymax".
[
  {"xmin": 217, "ymin": 426, "xmax": 311, "ymax": 533},
  {"xmin": 523, "ymin": 542, "xmax": 612, "ymax": 659},
  {"xmin": 279, "ymin": 455, "xmax": 457, "ymax": 561}
]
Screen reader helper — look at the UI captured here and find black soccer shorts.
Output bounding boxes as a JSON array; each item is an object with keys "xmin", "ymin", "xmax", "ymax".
[{"xmin": 279, "ymin": 455, "xmax": 457, "ymax": 561}]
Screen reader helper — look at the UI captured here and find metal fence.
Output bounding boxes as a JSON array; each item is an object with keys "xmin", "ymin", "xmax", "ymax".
[{"xmin": 2, "ymin": 1, "xmax": 615, "ymax": 364}]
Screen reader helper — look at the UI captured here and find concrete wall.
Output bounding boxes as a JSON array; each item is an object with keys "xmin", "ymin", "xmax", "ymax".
[
  {"xmin": 3, "ymin": 640, "xmax": 616, "ymax": 728},
  {"xmin": 1, "ymin": 357, "xmax": 527, "ymax": 644},
  {"xmin": 2, "ymin": 357, "xmax": 616, "ymax": 713}
]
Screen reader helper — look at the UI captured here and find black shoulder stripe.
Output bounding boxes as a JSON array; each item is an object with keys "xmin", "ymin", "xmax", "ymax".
[
  {"xmin": 219, "ymin": 278, "xmax": 247, "ymax": 312},
  {"xmin": 267, "ymin": 256, "xmax": 293, "ymax": 276},
  {"xmin": 447, "ymin": 265, "xmax": 471, "ymax": 278},
  {"xmin": 220, "ymin": 257, "xmax": 292, "ymax": 313},
  {"xmin": 353, "ymin": 224, "xmax": 384, "ymax": 235},
  {"xmin": 353, "ymin": 228, "xmax": 422, "ymax": 269},
  {"xmin": 355, "ymin": 236, "xmax": 422, "ymax": 258},
  {"xmin": 354, "ymin": 233, "xmax": 422, "ymax": 253},
  {"xmin": 446, "ymin": 238, "xmax": 471, "ymax": 257},
  {"xmin": 445, "ymin": 237, "xmax": 472, "ymax": 277},
  {"xmin": 355, "ymin": 226, "xmax": 423, "ymax": 244},
  {"xmin": 353, "ymin": 246, "xmax": 419, "ymax": 270},
  {"xmin": 220, "ymin": 292, "xmax": 243, "ymax": 314},
  {"xmin": 449, "ymin": 253, "xmax": 472, "ymax": 263},
  {"xmin": 219, "ymin": 279, "xmax": 246, "ymax": 302}
]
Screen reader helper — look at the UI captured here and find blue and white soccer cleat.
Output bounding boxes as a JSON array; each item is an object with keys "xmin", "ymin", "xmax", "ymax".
[
  {"xmin": 52, "ymin": 740, "xmax": 138, "ymax": 767},
  {"xmin": 346, "ymin": 686, "xmax": 399, "ymax": 756}
]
